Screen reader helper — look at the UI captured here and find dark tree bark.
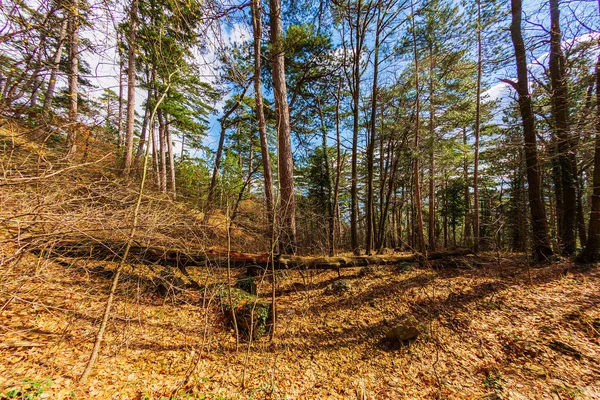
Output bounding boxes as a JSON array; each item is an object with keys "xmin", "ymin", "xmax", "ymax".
[
  {"xmin": 317, "ymin": 97, "xmax": 334, "ymax": 256},
  {"xmin": 508, "ymin": 0, "xmax": 553, "ymax": 262},
  {"xmin": 270, "ymin": 0, "xmax": 296, "ymax": 254},
  {"xmin": 410, "ymin": 0, "xmax": 426, "ymax": 254},
  {"xmin": 473, "ymin": 0, "xmax": 482, "ymax": 253},
  {"xmin": 350, "ymin": 0, "xmax": 364, "ymax": 255},
  {"xmin": 332, "ymin": 79, "xmax": 343, "ymax": 256},
  {"xmin": 250, "ymin": 0, "xmax": 275, "ymax": 242},
  {"xmin": 428, "ymin": 43, "xmax": 436, "ymax": 252},
  {"xmin": 462, "ymin": 127, "xmax": 472, "ymax": 247},
  {"xmin": 549, "ymin": 0, "xmax": 576, "ymax": 255},
  {"xmin": 579, "ymin": 3, "xmax": 600, "ymax": 263},
  {"xmin": 365, "ymin": 5, "xmax": 382, "ymax": 255}
]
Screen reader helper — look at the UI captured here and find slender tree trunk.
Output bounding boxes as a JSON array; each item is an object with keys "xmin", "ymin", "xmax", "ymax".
[
  {"xmin": 317, "ymin": 97, "xmax": 334, "ymax": 256},
  {"xmin": 180, "ymin": 135, "xmax": 185, "ymax": 158},
  {"xmin": 551, "ymin": 138, "xmax": 564, "ymax": 244},
  {"xmin": 377, "ymin": 108, "xmax": 388, "ymax": 249},
  {"xmin": 166, "ymin": 122, "xmax": 176, "ymax": 198},
  {"xmin": 549, "ymin": 0, "xmax": 576, "ymax": 255},
  {"xmin": 473, "ymin": 0, "xmax": 482, "ymax": 252},
  {"xmin": 366, "ymin": 6, "xmax": 382, "ymax": 255},
  {"xmin": 410, "ymin": 0, "xmax": 426, "ymax": 254},
  {"xmin": 509, "ymin": 0, "xmax": 553, "ymax": 262},
  {"xmin": 377, "ymin": 142, "xmax": 399, "ymax": 253},
  {"xmin": 66, "ymin": 0, "xmax": 79, "ymax": 158},
  {"xmin": 117, "ymin": 52, "xmax": 125, "ymax": 149},
  {"xmin": 206, "ymin": 89, "xmax": 248, "ymax": 211},
  {"xmin": 42, "ymin": 18, "xmax": 67, "ymax": 115},
  {"xmin": 122, "ymin": 0, "xmax": 139, "ymax": 176},
  {"xmin": 349, "ymin": 1, "xmax": 364, "ymax": 256},
  {"xmin": 134, "ymin": 78, "xmax": 151, "ymax": 171},
  {"xmin": 510, "ymin": 173, "xmax": 521, "ymax": 252},
  {"xmin": 151, "ymin": 116, "xmax": 160, "ymax": 188},
  {"xmin": 576, "ymin": 177, "xmax": 587, "ymax": 247},
  {"xmin": 574, "ymin": 84, "xmax": 594, "ymax": 247},
  {"xmin": 250, "ymin": 0, "xmax": 275, "ymax": 241},
  {"xmin": 158, "ymin": 109, "xmax": 167, "ymax": 194},
  {"xmin": 231, "ymin": 136, "xmax": 255, "ymax": 223},
  {"xmin": 207, "ymin": 121, "xmax": 228, "ymax": 209},
  {"xmin": 428, "ymin": 44, "xmax": 436, "ymax": 252},
  {"xmin": 332, "ymin": 80, "xmax": 343, "ymax": 255},
  {"xmin": 579, "ymin": 5, "xmax": 600, "ymax": 263},
  {"xmin": 463, "ymin": 127, "xmax": 472, "ymax": 246},
  {"xmin": 270, "ymin": 0, "xmax": 296, "ymax": 254},
  {"xmin": 29, "ymin": 75, "xmax": 42, "ymax": 107},
  {"xmin": 443, "ymin": 171, "xmax": 448, "ymax": 249}
]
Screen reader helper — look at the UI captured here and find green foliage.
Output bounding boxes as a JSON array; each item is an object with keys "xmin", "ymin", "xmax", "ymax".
[
  {"xmin": 3, "ymin": 378, "xmax": 52, "ymax": 400},
  {"xmin": 220, "ymin": 288, "xmax": 271, "ymax": 340},
  {"xmin": 483, "ymin": 372, "xmax": 505, "ymax": 393},
  {"xmin": 175, "ymin": 156, "xmax": 211, "ymax": 201}
]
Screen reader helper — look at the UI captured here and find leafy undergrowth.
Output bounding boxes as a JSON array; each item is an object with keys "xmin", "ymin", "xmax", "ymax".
[{"xmin": 1, "ymin": 251, "xmax": 599, "ymax": 399}]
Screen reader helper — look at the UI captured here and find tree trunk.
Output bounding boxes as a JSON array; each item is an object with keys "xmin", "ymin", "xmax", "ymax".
[
  {"xmin": 366, "ymin": 6, "xmax": 382, "ymax": 256},
  {"xmin": 551, "ymin": 138, "xmax": 564, "ymax": 244},
  {"xmin": 317, "ymin": 97, "xmax": 334, "ymax": 256},
  {"xmin": 462, "ymin": 127, "xmax": 472, "ymax": 246},
  {"xmin": 48, "ymin": 238, "xmax": 475, "ymax": 271},
  {"xmin": 66, "ymin": 0, "xmax": 79, "ymax": 159},
  {"xmin": 122, "ymin": 0, "xmax": 139, "ymax": 176},
  {"xmin": 206, "ymin": 88, "xmax": 248, "ymax": 211},
  {"xmin": 428, "ymin": 44, "xmax": 436, "ymax": 252},
  {"xmin": 549, "ymin": 0, "xmax": 576, "ymax": 255},
  {"xmin": 158, "ymin": 109, "xmax": 167, "ymax": 194},
  {"xmin": 231, "ymin": 136, "xmax": 255, "ymax": 223},
  {"xmin": 575, "ymin": 84, "xmax": 595, "ymax": 247},
  {"xmin": 349, "ymin": 2, "xmax": 363, "ymax": 256},
  {"xmin": 508, "ymin": 0, "xmax": 553, "ymax": 262},
  {"xmin": 166, "ymin": 122, "xmax": 176, "ymax": 198},
  {"xmin": 134, "ymin": 75, "xmax": 151, "ymax": 171},
  {"xmin": 42, "ymin": 18, "xmax": 67, "ymax": 115},
  {"xmin": 270, "ymin": 0, "xmax": 296, "ymax": 254},
  {"xmin": 473, "ymin": 0, "xmax": 482, "ymax": 253},
  {"xmin": 332, "ymin": 79, "xmax": 343, "ymax": 255},
  {"xmin": 250, "ymin": 0, "xmax": 275, "ymax": 242},
  {"xmin": 410, "ymin": 0, "xmax": 426, "ymax": 254},
  {"xmin": 579, "ymin": 5, "xmax": 600, "ymax": 263},
  {"xmin": 151, "ymin": 116, "xmax": 160, "ymax": 188},
  {"xmin": 117, "ymin": 50, "xmax": 125, "ymax": 149}
]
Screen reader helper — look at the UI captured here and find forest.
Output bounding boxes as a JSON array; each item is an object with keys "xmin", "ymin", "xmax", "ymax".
[{"xmin": 0, "ymin": 0, "xmax": 599, "ymax": 398}]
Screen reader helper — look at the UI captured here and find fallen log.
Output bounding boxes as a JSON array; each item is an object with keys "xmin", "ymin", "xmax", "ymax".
[{"xmin": 33, "ymin": 238, "xmax": 474, "ymax": 270}]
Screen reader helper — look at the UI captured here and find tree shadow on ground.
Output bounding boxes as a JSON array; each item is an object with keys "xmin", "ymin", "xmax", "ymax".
[{"xmin": 262, "ymin": 260, "xmax": 600, "ymax": 355}]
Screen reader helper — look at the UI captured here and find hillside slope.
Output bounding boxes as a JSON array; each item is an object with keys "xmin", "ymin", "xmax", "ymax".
[{"xmin": 1, "ymin": 121, "xmax": 599, "ymax": 399}]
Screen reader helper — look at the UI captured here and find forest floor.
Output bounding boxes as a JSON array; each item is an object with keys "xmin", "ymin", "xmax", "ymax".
[
  {"xmin": 1, "ymin": 249, "xmax": 599, "ymax": 399},
  {"xmin": 1, "ymin": 120, "xmax": 600, "ymax": 399}
]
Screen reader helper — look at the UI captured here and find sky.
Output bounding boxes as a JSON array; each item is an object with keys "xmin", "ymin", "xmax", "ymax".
[
  {"xmin": 76, "ymin": 0, "xmax": 598, "ymax": 157},
  {"xmin": 83, "ymin": 3, "xmax": 252, "ymax": 155}
]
